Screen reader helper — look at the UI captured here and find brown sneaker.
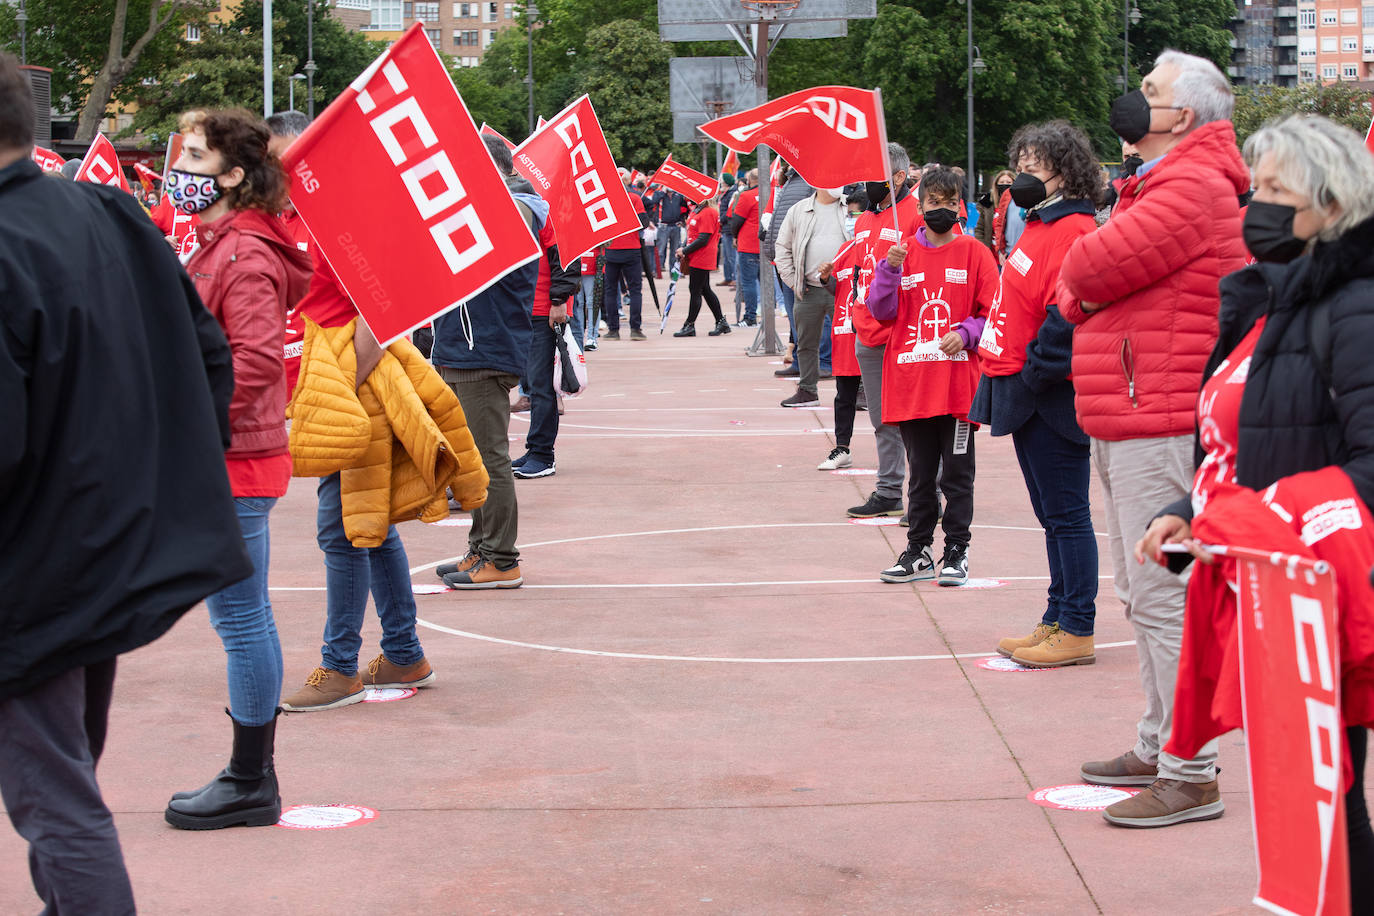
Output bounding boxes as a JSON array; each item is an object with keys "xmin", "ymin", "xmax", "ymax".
[
  {"xmin": 511, "ymin": 395, "xmax": 531, "ymax": 412},
  {"xmin": 435, "ymin": 549, "xmax": 481, "ymax": 580},
  {"xmin": 281, "ymin": 667, "xmax": 365, "ymax": 712},
  {"xmin": 1102, "ymin": 777, "xmax": 1224, "ymax": 828},
  {"xmin": 362, "ymin": 654, "xmax": 436, "ymax": 690},
  {"xmin": 996, "ymin": 622, "xmax": 1058, "ymax": 658},
  {"xmin": 1012, "ymin": 630, "xmax": 1095, "ymax": 668},
  {"xmin": 1081, "ymin": 750, "xmax": 1159, "ymax": 787},
  {"xmin": 443, "ymin": 558, "xmax": 523, "ymax": 590}
]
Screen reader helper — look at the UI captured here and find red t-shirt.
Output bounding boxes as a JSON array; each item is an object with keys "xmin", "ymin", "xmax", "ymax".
[
  {"xmin": 1192, "ymin": 318, "xmax": 1266, "ymax": 515},
  {"xmin": 850, "ymin": 193, "xmax": 924, "ymax": 348},
  {"xmin": 226, "ymin": 454, "xmax": 292, "ymax": 497},
  {"xmin": 608, "ymin": 192, "xmax": 645, "ymax": 250},
  {"xmin": 580, "ymin": 252, "xmax": 597, "ymax": 274},
  {"xmin": 684, "ymin": 204, "xmax": 720, "ymax": 271},
  {"xmin": 977, "ymin": 212, "xmax": 1096, "ymax": 376},
  {"xmin": 733, "ymin": 188, "xmax": 761, "ymax": 255},
  {"xmin": 532, "ymin": 220, "xmax": 559, "ymax": 317},
  {"xmin": 829, "ymin": 241, "xmax": 861, "ymax": 377},
  {"xmin": 881, "ymin": 235, "xmax": 998, "ymax": 424},
  {"xmin": 296, "ymin": 242, "xmax": 360, "ymax": 329},
  {"xmin": 280, "ymin": 208, "xmax": 313, "ymax": 395}
]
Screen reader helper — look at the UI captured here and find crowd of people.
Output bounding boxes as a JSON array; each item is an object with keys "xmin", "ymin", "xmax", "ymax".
[{"xmin": 3, "ymin": 41, "xmax": 1374, "ymax": 913}]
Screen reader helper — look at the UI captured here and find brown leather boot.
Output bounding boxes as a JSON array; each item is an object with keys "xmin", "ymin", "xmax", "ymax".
[
  {"xmin": 996, "ymin": 622, "xmax": 1058, "ymax": 658},
  {"xmin": 1012, "ymin": 630, "xmax": 1095, "ymax": 668}
]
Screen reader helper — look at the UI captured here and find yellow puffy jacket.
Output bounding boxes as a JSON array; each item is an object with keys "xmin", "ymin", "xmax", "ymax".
[{"xmin": 289, "ymin": 317, "xmax": 488, "ymax": 547}]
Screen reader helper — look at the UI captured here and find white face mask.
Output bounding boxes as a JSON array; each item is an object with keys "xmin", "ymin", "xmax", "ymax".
[
  {"xmin": 844, "ymin": 214, "xmax": 858, "ymax": 235},
  {"xmin": 827, "ymin": 187, "xmax": 846, "ymax": 197}
]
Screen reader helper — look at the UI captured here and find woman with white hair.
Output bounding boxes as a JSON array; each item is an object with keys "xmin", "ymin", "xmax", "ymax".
[{"xmin": 1139, "ymin": 113, "xmax": 1374, "ymax": 903}]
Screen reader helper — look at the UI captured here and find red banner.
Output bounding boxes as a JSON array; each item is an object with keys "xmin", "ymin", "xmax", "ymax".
[
  {"xmin": 511, "ymin": 94, "xmax": 641, "ymax": 267},
  {"xmin": 283, "ymin": 24, "xmax": 541, "ymax": 346},
  {"xmin": 650, "ymin": 155, "xmax": 718, "ymax": 204},
  {"xmin": 134, "ymin": 161, "xmax": 161, "ymax": 192},
  {"xmin": 1235, "ymin": 548, "xmax": 1349, "ymax": 916},
  {"xmin": 74, "ymin": 133, "xmax": 132, "ymax": 193},
  {"xmin": 698, "ymin": 86, "xmax": 890, "ymax": 190},
  {"xmin": 1365, "ymin": 109, "xmax": 1374, "ymax": 156},
  {"xmin": 31, "ymin": 145, "xmax": 65, "ymax": 173},
  {"xmin": 480, "ymin": 123, "xmax": 515, "ymax": 151},
  {"xmin": 721, "ymin": 149, "xmax": 739, "ymax": 179}
]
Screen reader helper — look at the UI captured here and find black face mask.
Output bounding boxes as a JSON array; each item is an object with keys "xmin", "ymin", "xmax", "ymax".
[
  {"xmin": 995, "ymin": 183, "xmax": 1012, "ymax": 198},
  {"xmin": 923, "ymin": 207, "xmax": 959, "ymax": 235},
  {"xmin": 1110, "ymin": 89, "xmax": 1184, "ymax": 144},
  {"xmin": 865, "ymin": 181, "xmax": 891, "ymax": 207},
  {"xmin": 1121, "ymin": 154, "xmax": 1144, "ymax": 177},
  {"xmin": 1243, "ymin": 200, "xmax": 1309, "ymax": 264},
  {"xmin": 1009, "ymin": 172, "xmax": 1050, "ymax": 209}
]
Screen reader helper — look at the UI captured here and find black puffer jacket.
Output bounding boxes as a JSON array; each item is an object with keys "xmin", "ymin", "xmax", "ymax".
[{"xmin": 1162, "ymin": 213, "xmax": 1374, "ymax": 525}]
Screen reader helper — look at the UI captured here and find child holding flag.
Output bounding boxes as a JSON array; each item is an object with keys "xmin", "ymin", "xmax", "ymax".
[{"xmin": 863, "ymin": 168, "xmax": 998, "ymax": 585}]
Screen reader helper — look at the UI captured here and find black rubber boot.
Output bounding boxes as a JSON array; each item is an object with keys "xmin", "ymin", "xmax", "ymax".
[
  {"xmin": 673, "ymin": 324, "xmax": 696, "ymax": 337},
  {"xmin": 165, "ymin": 708, "xmax": 281, "ymax": 830},
  {"xmin": 708, "ymin": 318, "xmax": 732, "ymax": 336}
]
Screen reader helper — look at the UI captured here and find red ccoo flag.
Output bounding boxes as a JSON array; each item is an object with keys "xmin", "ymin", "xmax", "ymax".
[
  {"xmin": 74, "ymin": 133, "xmax": 132, "ymax": 193},
  {"xmin": 650, "ymin": 155, "xmax": 718, "ymax": 204},
  {"xmin": 134, "ymin": 161, "xmax": 161, "ymax": 192},
  {"xmin": 283, "ymin": 23, "xmax": 541, "ymax": 346},
  {"xmin": 511, "ymin": 94, "xmax": 643, "ymax": 267},
  {"xmin": 31, "ymin": 145, "xmax": 65, "ymax": 172},
  {"xmin": 1366, "ymin": 105, "xmax": 1374, "ymax": 155},
  {"xmin": 698, "ymin": 86, "xmax": 890, "ymax": 191},
  {"xmin": 480, "ymin": 122, "xmax": 516, "ymax": 151}
]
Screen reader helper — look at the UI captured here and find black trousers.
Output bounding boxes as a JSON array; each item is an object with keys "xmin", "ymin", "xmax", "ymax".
[
  {"xmin": 1349, "ymin": 726, "xmax": 1374, "ymax": 910},
  {"xmin": 0, "ymin": 659, "xmax": 135, "ymax": 915},
  {"xmin": 899, "ymin": 415, "xmax": 975, "ymax": 552},
  {"xmin": 683, "ymin": 266, "xmax": 723, "ymax": 325},
  {"xmin": 833, "ymin": 375, "xmax": 861, "ymax": 449},
  {"xmin": 602, "ymin": 250, "xmax": 642, "ymax": 331}
]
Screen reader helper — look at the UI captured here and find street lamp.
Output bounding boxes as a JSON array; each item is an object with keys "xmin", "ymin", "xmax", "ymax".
[
  {"xmin": 965, "ymin": 0, "xmax": 986, "ymax": 202},
  {"xmin": 1124, "ymin": 0, "xmax": 1142, "ymax": 91},
  {"xmin": 305, "ymin": 0, "xmax": 317, "ymax": 119},
  {"xmin": 289, "ymin": 73, "xmax": 306, "ymax": 112},
  {"xmin": 525, "ymin": 3, "xmax": 539, "ymax": 135},
  {"xmin": 16, "ymin": 0, "xmax": 26, "ymax": 65}
]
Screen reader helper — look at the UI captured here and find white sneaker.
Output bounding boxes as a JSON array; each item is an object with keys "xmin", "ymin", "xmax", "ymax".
[{"xmin": 818, "ymin": 447, "xmax": 852, "ymax": 470}]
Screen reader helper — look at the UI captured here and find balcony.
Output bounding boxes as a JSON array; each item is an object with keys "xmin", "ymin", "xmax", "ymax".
[
  {"xmin": 1278, "ymin": 63, "xmax": 1299, "ymax": 75},
  {"xmin": 1277, "ymin": 33, "xmax": 1299, "ymax": 45},
  {"xmin": 1276, "ymin": 6, "xmax": 1298, "ymax": 17}
]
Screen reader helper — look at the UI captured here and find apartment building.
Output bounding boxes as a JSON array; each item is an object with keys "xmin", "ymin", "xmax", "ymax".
[
  {"xmin": 363, "ymin": 1, "xmax": 525, "ymax": 66},
  {"xmin": 1232, "ymin": 0, "xmax": 1374, "ymax": 84}
]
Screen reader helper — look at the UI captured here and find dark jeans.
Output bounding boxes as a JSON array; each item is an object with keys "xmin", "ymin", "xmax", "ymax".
[
  {"xmin": 737, "ymin": 251, "xmax": 760, "ymax": 323},
  {"xmin": 0, "ymin": 659, "xmax": 136, "ymax": 916},
  {"xmin": 1011, "ymin": 411, "xmax": 1099, "ymax": 636},
  {"xmin": 524, "ymin": 319, "xmax": 560, "ymax": 462},
  {"xmin": 316, "ymin": 474, "xmax": 424, "ymax": 676},
  {"xmin": 603, "ymin": 250, "xmax": 642, "ymax": 331},
  {"xmin": 900, "ymin": 416, "xmax": 975, "ymax": 552},
  {"xmin": 1350, "ymin": 726, "xmax": 1374, "ymax": 910},
  {"xmin": 444, "ymin": 370, "xmax": 522, "ymax": 567},
  {"xmin": 684, "ymin": 266, "xmax": 723, "ymax": 325},
  {"xmin": 833, "ymin": 375, "xmax": 861, "ymax": 448},
  {"xmin": 721, "ymin": 233, "xmax": 736, "ymax": 283}
]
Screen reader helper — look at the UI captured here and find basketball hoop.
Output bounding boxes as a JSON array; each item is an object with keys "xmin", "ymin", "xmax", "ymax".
[{"xmin": 739, "ymin": 0, "xmax": 801, "ymax": 13}]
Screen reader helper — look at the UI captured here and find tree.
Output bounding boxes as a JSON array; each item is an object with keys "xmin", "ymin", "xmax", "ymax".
[
  {"xmin": 1232, "ymin": 83, "xmax": 1374, "ymax": 147},
  {"xmin": 1125, "ymin": 0, "xmax": 1236, "ymax": 81},
  {"xmin": 572, "ymin": 20, "xmax": 671, "ymax": 168},
  {"xmin": 0, "ymin": 0, "xmax": 210, "ymax": 140}
]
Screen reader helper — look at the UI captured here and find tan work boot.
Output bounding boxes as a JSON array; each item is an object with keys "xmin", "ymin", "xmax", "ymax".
[
  {"xmin": 435, "ymin": 549, "xmax": 481, "ymax": 580},
  {"xmin": 281, "ymin": 667, "xmax": 365, "ymax": 712},
  {"xmin": 1081, "ymin": 750, "xmax": 1159, "ymax": 787},
  {"xmin": 362, "ymin": 654, "xmax": 437, "ymax": 690},
  {"xmin": 1012, "ymin": 630, "xmax": 1095, "ymax": 667},
  {"xmin": 996, "ymin": 622, "xmax": 1058, "ymax": 658},
  {"xmin": 443, "ymin": 558, "xmax": 523, "ymax": 590},
  {"xmin": 1102, "ymin": 777, "xmax": 1224, "ymax": 827}
]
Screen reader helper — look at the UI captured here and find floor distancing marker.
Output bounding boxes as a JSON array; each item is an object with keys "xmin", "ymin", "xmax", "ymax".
[
  {"xmin": 277, "ymin": 805, "xmax": 377, "ymax": 829},
  {"xmin": 1027, "ymin": 785, "xmax": 1141, "ymax": 811}
]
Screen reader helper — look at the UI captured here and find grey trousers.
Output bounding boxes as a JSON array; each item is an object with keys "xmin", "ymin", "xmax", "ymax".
[
  {"xmin": 854, "ymin": 340, "xmax": 905, "ymax": 500},
  {"xmin": 0, "ymin": 660, "xmax": 136, "ymax": 915},
  {"xmin": 794, "ymin": 284, "xmax": 832, "ymax": 396},
  {"xmin": 443, "ymin": 370, "xmax": 522, "ymax": 568},
  {"xmin": 1092, "ymin": 434, "xmax": 1219, "ymax": 782}
]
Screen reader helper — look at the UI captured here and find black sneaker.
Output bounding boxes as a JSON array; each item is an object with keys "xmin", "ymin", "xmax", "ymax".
[
  {"xmin": 511, "ymin": 452, "xmax": 530, "ymax": 470},
  {"xmin": 938, "ymin": 544, "xmax": 969, "ymax": 586},
  {"xmin": 513, "ymin": 456, "xmax": 556, "ymax": 479},
  {"xmin": 603, "ymin": 330, "xmax": 621, "ymax": 340},
  {"xmin": 847, "ymin": 492, "xmax": 903, "ymax": 518},
  {"xmin": 781, "ymin": 389, "xmax": 820, "ymax": 408},
  {"xmin": 856, "ymin": 387, "xmax": 868, "ymax": 411},
  {"xmin": 880, "ymin": 547, "xmax": 935, "ymax": 583},
  {"xmin": 630, "ymin": 328, "xmax": 647, "ymax": 341},
  {"xmin": 774, "ymin": 365, "xmax": 800, "ymax": 378},
  {"xmin": 899, "ymin": 512, "xmax": 909, "ymax": 527}
]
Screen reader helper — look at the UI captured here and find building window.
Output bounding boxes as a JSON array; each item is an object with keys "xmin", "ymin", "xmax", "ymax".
[
  {"xmin": 483, "ymin": 27, "xmax": 495, "ymax": 45},
  {"xmin": 485, "ymin": 2, "xmax": 498, "ymax": 22},
  {"xmin": 453, "ymin": 28, "xmax": 479, "ymax": 45},
  {"xmin": 369, "ymin": 0, "xmax": 403, "ymax": 30},
  {"xmin": 1322, "ymin": 35, "xmax": 1338, "ymax": 50},
  {"xmin": 1342, "ymin": 8, "xmax": 1358, "ymax": 23},
  {"xmin": 1365, "ymin": 36, "xmax": 1374, "ymax": 54},
  {"xmin": 1322, "ymin": 9, "xmax": 1338, "ymax": 24},
  {"xmin": 505, "ymin": 2, "xmax": 514, "ymax": 17},
  {"xmin": 1344, "ymin": 35, "xmax": 1359, "ymax": 50},
  {"xmin": 1366, "ymin": 6, "xmax": 1374, "ymax": 28},
  {"xmin": 1300, "ymin": 35, "xmax": 1318, "ymax": 56},
  {"xmin": 1300, "ymin": 9, "xmax": 1316, "ymax": 28},
  {"xmin": 1300, "ymin": 63, "xmax": 1317, "ymax": 79},
  {"xmin": 1322, "ymin": 63, "xmax": 1339, "ymax": 77},
  {"xmin": 186, "ymin": 23, "xmax": 201, "ymax": 41},
  {"xmin": 425, "ymin": 27, "xmax": 440, "ymax": 47},
  {"xmin": 405, "ymin": 1, "xmax": 438, "ymax": 19},
  {"xmin": 1343, "ymin": 63, "xmax": 1359, "ymax": 77}
]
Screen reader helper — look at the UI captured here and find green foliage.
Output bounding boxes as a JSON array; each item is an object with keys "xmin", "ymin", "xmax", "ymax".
[
  {"xmin": 450, "ymin": 29, "xmax": 529, "ymax": 140},
  {"xmin": 1232, "ymin": 83, "xmax": 1374, "ymax": 148},
  {"xmin": 573, "ymin": 20, "xmax": 671, "ymax": 168},
  {"xmin": 1126, "ymin": 0, "xmax": 1237, "ymax": 80}
]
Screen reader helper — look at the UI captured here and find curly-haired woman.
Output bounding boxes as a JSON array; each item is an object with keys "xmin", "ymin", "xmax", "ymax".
[
  {"xmin": 969, "ymin": 120, "xmax": 1103, "ymax": 668},
  {"xmin": 163, "ymin": 108, "xmax": 310, "ymax": 830}
]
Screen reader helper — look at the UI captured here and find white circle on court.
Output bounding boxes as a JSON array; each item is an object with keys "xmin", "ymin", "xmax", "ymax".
[
  {"xmin": 1027, "ymin": 785, "xmax": 1140, "ymax": 811},
  {"xmin": 434, "ymin": 517, "xmax": 473, "ymax": 527},
  {"xmin": 831, "ymin": 468, "xmax": 877, "ymax": 476},
  {"xmin": 277, "ymin": 804, "xmax": 377, "ymax": 830}
]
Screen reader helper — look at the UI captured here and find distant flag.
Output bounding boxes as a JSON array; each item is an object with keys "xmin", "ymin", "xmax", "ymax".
[
  {"xmin": 74, "ymin": 133, "xmax": 132, "ymax": 193},
  {"xmin": 1366, "ymin": 105, "xmax": 1374, "ymax": 155},
  {"xmin": 650, "ymin": 155, "xmax": 719, "ymax": 204},
  {"xmin": 721, "ymin": 149, "xmax": 739, "ymax": 178},
  {"xmin": 30, "ymin": 145, "xmax": 65, "ymax": 173},
  {"xmin": 536, "ymin": 115, "xmax": 547, "ymax": 129},
  {"xmin": 134, "ymin": 162, "xmax": 161, "ymax": 193},
  {"xmin": 162, "ymin": 132, "xmax": 185, "ymax": 184},
  {"xmin": 630, "ymin": 168, "xmax": 644, "ymax": 186},
  {"xmin": 479, "ymin": 122, "xmax": 517, "ymax": 151}
]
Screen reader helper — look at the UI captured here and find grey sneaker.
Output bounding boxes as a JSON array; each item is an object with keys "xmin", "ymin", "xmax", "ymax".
[{"xmin": 880, "ymin": 546, "xmax": 935, "ymax": 583}]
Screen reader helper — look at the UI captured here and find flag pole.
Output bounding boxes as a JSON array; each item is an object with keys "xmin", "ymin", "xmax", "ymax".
[{"xmin": 874, "ymin": 87, "xmax": 901, "ymax": 235}]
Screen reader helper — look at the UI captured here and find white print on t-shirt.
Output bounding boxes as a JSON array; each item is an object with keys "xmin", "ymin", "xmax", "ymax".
[
  {"xmin": 978, "ymin": 276, "xmax": 1006, "ymax": 356},
  {"xmin": 879, "ymin": 227, "xmax": 901, "ymax": 242},
  {"xmin": 897, "ymin": 288, "xmax": 967, "ymax": 364},
  {"xmin": 1009, "ymin": 248, "xmax": 1033, "ymax": 276},
  {"xmin": 945, "ymin": 268, "xmax": 967, "ymax": 284},
  {"xmin": 1192, "ymin": 353, "xmax": 1254, "ymax": 515},
  {"xmin": 1299, "ymin": 498, "xmax": 1363, "ymax": 545},
  {"xmin": 834, "ymin": 294, "xmax": 854, "ymax": 334},
  {"xmin": 899, "ymin": 271, "xmax": 925, "ymax": 290}
]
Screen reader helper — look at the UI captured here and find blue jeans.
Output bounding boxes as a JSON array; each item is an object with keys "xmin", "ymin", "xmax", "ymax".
[
  {"xmin": 206, "ymin": 497, "xmax": 283, "ymax": 726},
  {"xmin": 655, "ymin": 223, "xmax": 682, "ymax": 272},
  {"xmin": 775, "ymin": 269, "xmax": 796, "ymax": 343},
  {"xmin": 820, "ymin": 321, "xmax": 832, "ymax": 374},
  {"xmin": 525, "ymin": 319, "xmax": 559, "ymax": 462},
  {"xmin": 737, "ymin": 251, "xmax": 759, "ymax": 323},
  {"xmin": 720, "ymin": 233, "xmax": 736, "ymax": 283},
  {"xmin": 578, "ymin": 275, "xmax": 597, "ymax": 345},
  {"xmin": 316, "ymin": 473, "xmax": 424, "ymax": 676},
  {"xmin": 1011, "ymin": 412, "xmax": 1099, "ymax": 636}
]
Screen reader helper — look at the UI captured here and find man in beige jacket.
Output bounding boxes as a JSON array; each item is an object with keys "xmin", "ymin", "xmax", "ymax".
[{"xmin": 775, "ymin": 186, "xmax": 851, "ymax": 407}]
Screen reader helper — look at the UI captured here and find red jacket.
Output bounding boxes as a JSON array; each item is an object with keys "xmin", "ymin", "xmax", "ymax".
[
  {"xmin": 1059, "ymin": 121, "xmax": 1250, "ymax": 441},
  {"xmin": 186, "ymin": 208, "xmax": 311, "ymax": 458}
]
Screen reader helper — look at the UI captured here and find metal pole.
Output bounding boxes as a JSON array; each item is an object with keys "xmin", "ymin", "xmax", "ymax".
[
  {"xmin": 264, "ymin": 0, "xmax": 273, "ymax": 117},
  {"xmin": 755, "ymin": 17, "xmax": 778, "ymax": 357},
  {"xmin": 306, "ymin": 0, "xmax": 315, "ymax": 118},
  {"xmin": 526, "ymin": 8, "xmax": 536, "ymax": 135},
  {"xmin": 17, "ymin": 0, "xmax": 26, "ymax": 65},
  {"xmin": 966, "ymin": 0, "xmax": 974, "ymax": 202},
  {"xmin": 289, "ymin": 78, "xmax": 294, "ymax": 112},
  {"xmin": 1123, "ymin": 0, "xmax": 1130, "ymax": 90}
]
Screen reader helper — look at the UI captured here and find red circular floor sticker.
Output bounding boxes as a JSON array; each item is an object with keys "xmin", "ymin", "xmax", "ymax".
[
  {"xmin": 1028, "ymin": 785, "xmax": 1140, "ymax": 811},
  {"xmin": 977, "ymin": 656, "xmax": 1050, "ymax": 672},
  {"xmin": 411, "ymin": 583, "xmax": 447, "ymax": 595},
  {"xmin": 277, "ymin": 804, "xmax": 377, "ymax": 830},
  {"xmin": 362, "ymin": 687, "xmax": 417, "ymax": 703}
]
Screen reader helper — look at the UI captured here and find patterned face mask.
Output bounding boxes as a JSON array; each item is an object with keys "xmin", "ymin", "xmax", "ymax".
[{"xmin": 165, "ymin": 168, "xmax": 224, "ymax": 215}]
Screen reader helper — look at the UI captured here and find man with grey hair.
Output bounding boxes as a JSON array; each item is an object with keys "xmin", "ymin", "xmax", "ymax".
[{"xmin": 1057, "ymin": 49, "xmax": 1251, "ymax": 828}]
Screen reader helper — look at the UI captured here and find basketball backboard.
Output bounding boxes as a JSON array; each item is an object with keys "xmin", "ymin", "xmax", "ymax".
[
  {"xmin": 670, "ymin": 56, "xmax": 765, "ymax": 143},
  {"xmin": 657, "ymin": 0, "xmax": 875, "ymax": 43}
]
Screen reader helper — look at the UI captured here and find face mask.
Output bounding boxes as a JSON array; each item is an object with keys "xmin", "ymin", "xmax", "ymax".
[
  {"xmin": 1009, "ymin": 172, "xmax": 1049, "ymax": 209},
  {"xmin": 826, "ymin": 187, "xmax": 846, "ymax": 197},
  {"xmin": 923, "ymin": 207, "xmax": 959, "ymax": 235},
  {"xmin": 844, "ymin": 214, "xmax": 858, "ymax": 235},
  {"xmin": 1242, "ymin": 200, "xmax": 1309, "ymax": 264},
  {"xmin": 995, "ymin": 183, "xmax": 1012, "ymax": 198},
  {"xmin": 166, "ymin": 167, "xmax": 223, "ymax": 215},
  {"xmin": 1121, "ymin": 154, "xmax": 1144, "ymax": 177},
  {"xmin": 864, "ymin": 181, "xmax": 891, "ymax": 207},
  {"xmin": 1109, "ymin": 89, "xmax": 1183, "ymax": 144}
]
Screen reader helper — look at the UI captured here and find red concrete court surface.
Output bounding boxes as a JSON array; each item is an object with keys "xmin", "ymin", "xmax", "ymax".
[{"xmin": 2, "ymin": 275, "xmax": 1343, "ymax": 914}]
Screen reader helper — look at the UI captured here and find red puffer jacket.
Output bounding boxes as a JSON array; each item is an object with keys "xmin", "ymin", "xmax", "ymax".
[
  {"xmin": 1059, "ymin": 121, "xmax": 1250, "ymax": 441},
  {"xmin": 186, "ymin": 208, "xmax": 311, "ymax": 457}
]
